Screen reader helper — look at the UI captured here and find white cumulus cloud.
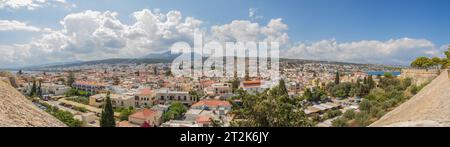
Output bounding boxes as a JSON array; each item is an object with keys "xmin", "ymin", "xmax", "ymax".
[
  {"xmin": 283, "ymin": 38, "xmax": 438, "ymax": 65},
  {"xmin": 0, "ymin": 20, "xmax": 42, "ymax": 32},
  {"xmin": 0, "ymin": 0, "xmax": 75, "ymax": 10}
]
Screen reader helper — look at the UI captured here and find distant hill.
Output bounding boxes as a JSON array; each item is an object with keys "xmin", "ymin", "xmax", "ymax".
[
  {"xmin": 141, "ymin": 51, "xmax": 182, "ymax": 60},
  {"xmin": 15, "ymin": 51, "xmax": 398, "ymax": 70},
  {"xmin": 21, "ymin": 58, "xmax": 172, "ymax": 70}
]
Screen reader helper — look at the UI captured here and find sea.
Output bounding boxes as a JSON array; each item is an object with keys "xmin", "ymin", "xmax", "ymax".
[{"xmin": 366, "ymin": 71, "xmax": 401, "ymax": 76}]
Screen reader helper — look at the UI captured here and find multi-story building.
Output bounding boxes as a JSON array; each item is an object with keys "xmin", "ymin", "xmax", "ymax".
[
  {"xmin": 155, "ymin": 89, "xmax": 195, "ymax": 105},
  {"xmin": 204, "ymin": 83, "xmax": 233, "ymax": 99},
  {"xmin": 72, "ymin": 81, "xmax": 108, "ymax": 94},
  {"xmin": 134, "ymin": 88, "xmax": 156, "ymax": 108},
  {"xmin": 89, "ymin": 93, "xmax": 134, "ymax": 109},
  {"xmin": 23, "ymin": 83, "xmax": 70, "ymax": 96}
]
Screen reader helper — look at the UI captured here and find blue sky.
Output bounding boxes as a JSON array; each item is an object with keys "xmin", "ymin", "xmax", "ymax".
[{"xmin": 0, "ymin": 0, "xmax": 449, "ymax": 67}]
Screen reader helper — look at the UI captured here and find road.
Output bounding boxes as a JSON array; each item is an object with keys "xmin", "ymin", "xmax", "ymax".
[{"xmin": 58, "ymin": 98, "xmax": 120, "ymax": 117}]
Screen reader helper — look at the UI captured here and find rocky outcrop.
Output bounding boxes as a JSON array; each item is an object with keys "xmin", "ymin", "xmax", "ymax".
[
  {"xmin": 370, "ymin": 70, "xmax": 450, "ymax": 127},
  {"xmin": 0, "ymin": 71, "xmax": 19, "ymax": 88},
  {"xmin": 0, "ymin": 80, "xmax": 66, "ymax": 127}
]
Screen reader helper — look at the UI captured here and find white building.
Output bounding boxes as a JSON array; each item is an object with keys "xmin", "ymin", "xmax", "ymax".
[{"xmin": 204, "ymin": 83, "xmax": 233, "ymax": 99}]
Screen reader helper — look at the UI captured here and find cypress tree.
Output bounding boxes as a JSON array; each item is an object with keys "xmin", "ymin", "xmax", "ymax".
[
  {"xmin": 100, "ymin": 92, "xmax": 116, "ymax": 127},
  {"xmin": 279, "ymin": 79, "xmax": 288, "ymax": 96},
  {"xmin": 37, "ymin": 81, "xmax": 42, "ymax": 98},
  {"xmin": 368, "ymin": 75, "xmax": 375, "ymax": 89},
  {"xmin": 67, "ymin": 71, "xmax": 75, "ymax": 87},
  {"xmin": 335, "ymin": 71, "xmax": 340, "ymax": 84},
  {"xmin": 29, "ymin": 79, "xmax": 37, "ymax": 97}
]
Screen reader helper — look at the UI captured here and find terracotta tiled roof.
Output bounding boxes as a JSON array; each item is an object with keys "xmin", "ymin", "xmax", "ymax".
[
  {"xmin": 138, "ymin": 88, "xmax": 153, "ymax": 95},
  {"xmin": 192, "ymin": 100, "xmax": 231, "ymax": 108},
  {"xmin": 129, "ymin": 109, "xmax": 157, "ymax": 119},
  {"xmin": 196, "ymin": 116, "xmax": 211, "ymax": 123},
  {"xmin": 73, "ymin": 81, "xmax": 107, "ymax": 87},
  {"xmin": 242, "ymin": 80, "xmax": 262, "ymax": 88}
]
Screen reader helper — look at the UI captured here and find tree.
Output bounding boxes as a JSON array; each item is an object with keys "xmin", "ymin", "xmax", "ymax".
[
  {"xmin": 163, "ymin": 102, "xmax": 187, "ymax": 122},
  {"xmin": 100, "ymin": 92, "xmax": 116, "ymax": 127},
  {"xmin": 383, "ymin": 72, "xmax": 394, "ymax": 78},
  {"xmin": 445, "ymin": 46, "xmax": 450, "ymax": 59},
  {"xmin": 332, "ymin": 117, "xmax": 348, "ymax": 127},
  {"xmin": 231, "ymin": 82, "xmax": 314, "ymax": 127},
  {"xmin": 37, "ymin": 80, "xmax": 43, "ymax": 98},
  {"xmin": 343, "ymin": 109, "xmax": 356, "ymax": 119},
  {"xmin": 119, "ymin": 108, "xmax": 134, "ymax": 121},
  {"xmin": 228, "ymin": 78, "xmax": 241, "ymax": 93},
  {"xmin": 56, "ymin": 77, "xmax": 66, "ymax": 85},
  {"xmin": 431, "ymin": 57, "xmax": 441, "ymax": 67},
  {"xmin": 323, "ymin": 109, "xmax": 342, "ymax": 120},
  {"xmin": 29, "ymin": 78, "xmax": 37, "ymax": 97},
  {"xmin": 411, "ymin": 57, "xmax": 433, "ymax": 68},
  {"xmin": 210, "ymin": 118, "xmax": 223, "ymax": 127},
  {"xmin": 304, "ymin": 87, "xmax": 327, "ymax": 102},
  {"xmin": 367, "ymin": 75, "xmax": 375, "ymax": 90},
  {"xmin": 67, "ymin": 71, "xmax": 75, "ymax": 87},
  {"xmin": 334, "ymin": 71, "xmax": 340, "ymax": 84},
  {"xmin": 17, "ymin": 69, "xmax": 23, "ymax": 75},
  {"xmin": 278, "ymin": 79, "xmax": 288, "ymax": 96},
  {"xmin": 188, "ymin": 90, "xmax": 201, "ymax": 102}
]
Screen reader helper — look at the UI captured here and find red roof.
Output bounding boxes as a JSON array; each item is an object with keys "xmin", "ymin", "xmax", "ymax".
[
  {"xmin": 74, "ymin": 81, "xmax": 107, "ymax": 87},
  {"xmin": 196, "ymin": 116, "xmax": 211, "ymax": 123},
  {"xmin": 192, "ymin": 100, "xmax": 231, "ymax": 108},
  {"xmin": 242, "ymin": 80, "xmax": 262, "ymax": 88},
  {"xmin": 202, "ymin": 80, "xmax": 215, "ymax": 86},
  {"xmin": 129, "ymin": 109, "xmax": 157, "ymax": 119},
  {"xmin": 138, "ymin": 88, "xmax": 153, "ymax": 95},
  {"xmin": 243, "ymin": 80, "xmax": 261, "ymax": 85}
]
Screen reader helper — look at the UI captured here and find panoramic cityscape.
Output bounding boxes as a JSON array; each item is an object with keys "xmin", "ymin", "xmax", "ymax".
[{"xmin": 1, "ymin": 0, "xmax": 450, "ymax": 129}]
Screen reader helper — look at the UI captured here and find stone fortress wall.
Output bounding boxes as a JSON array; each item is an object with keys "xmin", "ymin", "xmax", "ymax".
[{"xmin": 400, "ymin": 69, "xmax": 440, "ymax": 85}]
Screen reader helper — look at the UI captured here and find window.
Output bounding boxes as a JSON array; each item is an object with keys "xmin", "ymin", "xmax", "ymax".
[
  {"xmin": 178, "ymin": 96, "xmax": 181, "ymax": 100},
  {"xmin": 184, "ymin": 96, "xmax": 187, "ymax": 101},
  {"xmin": 160, "ymin": 96, "xmax": 164, "ymax": 100},
  {"xmin": 135, "ymin": 96, "xmax": 139, "ymax": 101}
]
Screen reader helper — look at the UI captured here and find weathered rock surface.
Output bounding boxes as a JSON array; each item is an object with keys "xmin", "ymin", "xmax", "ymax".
[{"xmin": 0, "ymin": 80, "xmax": 66, "ymax": 127}]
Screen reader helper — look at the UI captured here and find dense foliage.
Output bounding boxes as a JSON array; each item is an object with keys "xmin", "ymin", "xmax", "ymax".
[
  {"xmin": 163, "ymin": 102, "xmax": 187, "ymax": 122},
  {"xmin": 411, "ymin": 46, "xmax": 450, "ymax": 69},
  {"xmin": 332, "ymin": 74, "xmax": 414, "ymax": 127},
  {"xmin": 33, "ymin": 100, "xmax": 82, "ymax": 127},
  {"xmin": 230, "ymin": 80, "xmax": 314, "ymax": 127}
]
